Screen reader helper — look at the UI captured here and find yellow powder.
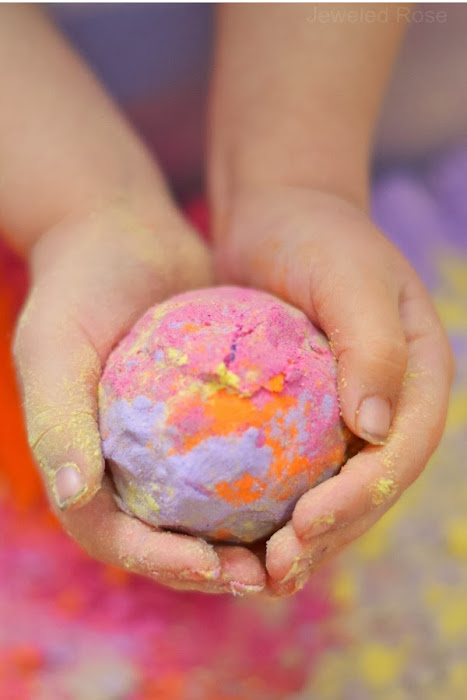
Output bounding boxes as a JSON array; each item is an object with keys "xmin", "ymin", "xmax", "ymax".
[
  {"xmin": 313, "ymin": 513, "xmax": 336, "ymax": 529},
  {"xmin": 215, "ymin": 362, "xmax": 241, "ymax": 391},
  {"xmin": 332, "ymin": 569, "xmax": 357, "ymax": 607},
  {"xmin": 166, "ymin": 347, "xmax": 188, "ymax": 366},
  {"xmin": 357, "ymin": 643, "xmax": 406, "ymax": 689},
  {"xmin": 447, "ymin": 662, "xmax": 467, "ymax": 691},
  {"xmin": 444, "ymin": 517, "xmax": 467, "ymax": 558},
  {"xmin": 371, "ymin": 477, "xmax": 398, "ymax": 506},
  {"xmin": 437, "ymin": 596, "xmax": 467, "ymax": 642}
]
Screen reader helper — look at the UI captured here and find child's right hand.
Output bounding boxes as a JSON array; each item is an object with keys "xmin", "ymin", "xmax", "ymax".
[
  {"xmin": 211, "ymin": 186, "xmax": 454, "ymax": 596},
  {"xmin": 207, "ymin": 4, "xmax": 453, "ymax": 595},
  {"xmin": 12, "ymin": 202, "xmax": 266, "ymax": 594}
]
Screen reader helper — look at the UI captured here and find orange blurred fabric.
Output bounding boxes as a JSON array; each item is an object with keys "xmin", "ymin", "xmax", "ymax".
[{"xmin": 0, "ymin": 248, "xmax": 44, "ymax": 511}]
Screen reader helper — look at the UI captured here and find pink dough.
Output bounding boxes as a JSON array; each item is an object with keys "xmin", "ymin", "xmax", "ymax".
[{"xmin": 98, "ymin": 286, "xmax": 351, "ymax": 543}]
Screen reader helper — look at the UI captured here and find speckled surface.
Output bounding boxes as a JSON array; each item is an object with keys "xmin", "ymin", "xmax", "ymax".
[
  {"xmin": 1, "ymin": 144, "xmax": 467, "ymax": 699},
  {"xmin": 99, "ymin": 287, "xmax": 349, "ymax": 543}
]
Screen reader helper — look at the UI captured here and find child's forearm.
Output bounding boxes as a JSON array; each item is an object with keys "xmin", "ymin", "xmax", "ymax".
[
  {"xmin": 0, "ymin": 5, "xmax": 170, "ymax": 254},
  {"xmin": 209, "ymin": 3, "xmax": 408, "ymax": 221}
]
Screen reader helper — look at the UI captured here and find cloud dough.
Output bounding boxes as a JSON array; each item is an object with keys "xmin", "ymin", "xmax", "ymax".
[{"xmin": 98, "ymin": 286, "xmax": 352, "ymax": 544}]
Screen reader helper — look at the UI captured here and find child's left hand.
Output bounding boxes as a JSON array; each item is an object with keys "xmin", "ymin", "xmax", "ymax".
[
  {"xmin": 12, "ymin": 202, "xmax": 267, "ymax": 595},
  {"xmin": 212, "ymin": 186, "xmax": 454, "ymax": 597}
]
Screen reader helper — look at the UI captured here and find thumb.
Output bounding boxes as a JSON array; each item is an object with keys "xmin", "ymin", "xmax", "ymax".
[
  {"xmin": 312, "ymin": 261, "xmax": 408, "ymax": 444},
  {"xmin": 13, "ymin": 283, "xmax": 103, "ymax": 510}
]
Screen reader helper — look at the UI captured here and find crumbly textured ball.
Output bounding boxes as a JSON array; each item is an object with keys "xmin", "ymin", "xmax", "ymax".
[{"xmin": 98, "ymin": 286, "xmax": 351, "ymax": 544}]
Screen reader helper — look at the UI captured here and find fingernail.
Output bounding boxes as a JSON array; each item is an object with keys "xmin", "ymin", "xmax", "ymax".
[
  {"xmin": 356, "ymin": 396, "xmax": 391, "ymax": 445},
  {"xmin": 279, "ymin": 554, "xmax": 311, "ymax": 585},
  {"xmin": 276, "ymin": 567, "xmax": 311, "ymax": 597},
  {"xmin": 177, "ymin": 566, "xmax": 221, "ymax": 583},
  {"xmin": 294, "ymin": 569, "xmax": 311, "ymax": 592},
  {"xmin": 195, "ymin": 566, "xmax": 221, "ymax": 582},
  {"xmin": 303, "ymin": 514, "xmax": 336, "ymax": 541},
  {"xmin": 54, "ymin": 463, "xmax": 87, "ymax": 509},
  {"xmin": 230, "ymin": 581, "xmax": 265, "ymax": 597}
]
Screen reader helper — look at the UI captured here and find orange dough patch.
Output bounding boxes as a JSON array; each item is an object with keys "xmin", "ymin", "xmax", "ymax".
[
  {"xmin": 176, "ymin": 387, "xmax": 296, "ymax": 454},
  {"xmin": 215, "ymin": 472, "xmax": 266, "ymax": 506}
]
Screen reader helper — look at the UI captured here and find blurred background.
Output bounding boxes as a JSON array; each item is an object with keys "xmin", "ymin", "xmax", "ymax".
[{"xmin": 0, "ymin": 4, "xmax": 466, "ymax": 699}]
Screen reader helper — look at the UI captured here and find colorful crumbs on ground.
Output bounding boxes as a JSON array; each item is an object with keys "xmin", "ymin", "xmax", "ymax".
[{"xmin": 1, "ymin": 144, "xmax": 467, "ymax": 699}]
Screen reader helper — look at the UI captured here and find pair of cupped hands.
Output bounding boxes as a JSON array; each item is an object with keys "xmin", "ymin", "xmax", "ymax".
[{"xmin": 13, "ymin": 185, "xmax": 453, "ymax": 598}]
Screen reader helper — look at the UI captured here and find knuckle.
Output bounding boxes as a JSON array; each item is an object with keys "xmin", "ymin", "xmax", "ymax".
[
  {"xmin": 27, "ymin": 409, "xmax": 96, "ymax": 452},
  {"xmin": 363, "ymin": 335, "xmax": 408, "ymax": 374},
  {"xmin": 308, "ymin": 266, "xmax": 342, "ymax": 317},
  {"xmin": 342, "ymin": 334, "xmax": 408, "ymax": 379},
  {"xmin": 369, "ymin": 332, "xmax": 407, "ymax": 360}
]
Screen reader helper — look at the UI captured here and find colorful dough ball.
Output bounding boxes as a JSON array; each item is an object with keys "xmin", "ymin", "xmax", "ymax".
[{"xmin": 98, "ymin": 286, "xmax": 352, "ymax": 543}]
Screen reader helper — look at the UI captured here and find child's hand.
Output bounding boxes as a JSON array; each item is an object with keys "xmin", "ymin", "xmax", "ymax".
[
  {"xmin": 12, "ymin": 202, "xmax": 266, "ymax": 594},
  {"xmin": 0, "ymin": 6, "xmax": 266, "ymax": 595},
  {"xmin": 213, "ymin": 186, "xmax": 453, "ymax": 596},
  {"xmin": 208, "ymin": 4, "xmax": 452, "ymax": 596}
]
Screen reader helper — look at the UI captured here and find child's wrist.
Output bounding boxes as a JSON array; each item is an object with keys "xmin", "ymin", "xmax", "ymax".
[
  {"xmin": 208, "ymin": 129, "xmax": 370, "ymax": 241},
  {"xmin": 208, "ymin": 3, "xmax": 407, "ymax": 233},
  {"xmin": 19, "ymin": 181, "xmax": 176, "ymax": 261},
  {"xmin": 222, "ymin": 143, "xmax": 368, "ymax": 203},
  {"xmin": 26, "ymin": 193, "xmax": 211, "ymax": 287}
]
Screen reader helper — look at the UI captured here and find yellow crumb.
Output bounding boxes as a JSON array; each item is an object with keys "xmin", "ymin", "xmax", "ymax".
[
  {"xmin": 357, "ymin": 643, "xmax": 406, "ymax": 689},
  {"xmin": 166, "ymin": 347, "xmax": 188, "ymax": 366},
  {"xmin": 444, "ymin": 517, "xmax": 467, "ymax": 559},
  {"xmin": 371, "ymin": 477, "xmax": 398, "ymax": 506}
]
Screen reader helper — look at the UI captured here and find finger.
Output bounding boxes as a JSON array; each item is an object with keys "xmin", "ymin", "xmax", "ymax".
[
  {"xmin": 221, "ymin": 192, "xmax": 409, "ymax": 444},
  {"xmin": 264, "ymin": 520, "xmax": 351, "ymax": 598},
  {"xmin": 266, "ymin": 505, "xmax": 388, "ymax": 598},
  {"xmin": 265, "ymin": 523, "xmax": 309, "ymax": 597},
  {"xmin": 310, "ymin": 249, "xmax": 408, "ymax": 446},
  {"xmin": 60, "ymin": 475, "xmax": 221, "ymax": 583},
  {"xmin": 13, "ymin": 284, "xmax": 104, "ymax": 510},
  {"xmin": 166, "ymin": 546, "xmax": 267, "ymax": 595},
  {"xmin": 213, "ymin": 546, "xmax": 266, "ymax": 596},
  {"xmin": 281, "ymin": 280, "xmax": 453, "ymax": 579},
  {"xmin": 59, "ymin": 474, "xmax": 265, "ymax": 594}
]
